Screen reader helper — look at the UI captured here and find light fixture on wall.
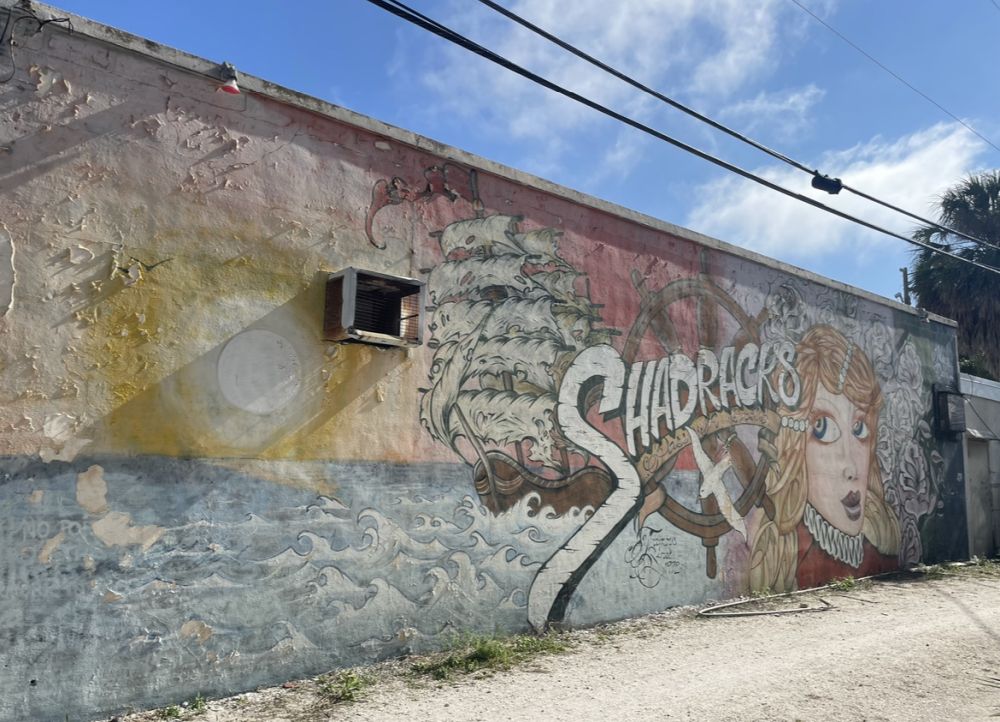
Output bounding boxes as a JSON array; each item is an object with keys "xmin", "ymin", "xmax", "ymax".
[{"xmin": 217, "ymin": 62, "xmax": 240, "ymax": 94}]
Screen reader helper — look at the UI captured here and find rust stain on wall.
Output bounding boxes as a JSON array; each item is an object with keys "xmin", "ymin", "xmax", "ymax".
[{"xmin": 79, "ymin": 237, "xmax": 306, "ymax": 419}]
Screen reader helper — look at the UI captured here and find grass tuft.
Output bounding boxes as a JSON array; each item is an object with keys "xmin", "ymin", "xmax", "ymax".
[
  {"xmin": 411, "ymin": 632, "xmax": 570, "ymax": 680},
  {"xmin": 317, "ymin": 669, "xmax": 373, "ymax": 703},
  {"xmin": 829, "ymin": 576, "xmax": 857, "ymax": 591}
]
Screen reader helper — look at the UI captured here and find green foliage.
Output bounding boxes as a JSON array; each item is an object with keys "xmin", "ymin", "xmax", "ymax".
[
  {"xmin": 960, "ymin": 353, "xmax": 997, "ymax": 380},
  {"xmin": 411, "ymin": 632, "xmax": 570, "ymax": 680},
  {"xmin": 910, "ymin": 171, "xmax": 1000, "ymax": 380},
  {"xmin": 317, "ymin": 669, "xmax": 373, "ymax": 703},
  {"xmin": 153, "ymin": 694, "xmax": 207, "ymax": 719},
  {"xmin": 969, "ymin": 557, "xmax": 1000, "ymax": 575},
  {"xmin": 828, "ymin": 576, "xmax": 857, "ymax": 591}
]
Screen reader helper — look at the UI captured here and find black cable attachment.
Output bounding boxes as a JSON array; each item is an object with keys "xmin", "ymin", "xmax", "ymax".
[{"xmin": 811, "ymin": 173, "xmax": 843, "ymax": 195}]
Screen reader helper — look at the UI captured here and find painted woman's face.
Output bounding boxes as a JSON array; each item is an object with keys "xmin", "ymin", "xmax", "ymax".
[{"xmin": 805, "ymin": 384, "xmax": 872, "ymax": 536}]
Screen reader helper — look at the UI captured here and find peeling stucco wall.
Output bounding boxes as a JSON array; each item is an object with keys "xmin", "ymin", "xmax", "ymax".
[{"xmin": 0, "ymin": 6, "xmax": 968, "ymax": 722}]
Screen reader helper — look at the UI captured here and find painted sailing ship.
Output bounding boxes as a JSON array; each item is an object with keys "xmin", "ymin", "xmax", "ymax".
[{"xmin": 419, "ymin": 213, "xmax": 615, "ymax": 516}]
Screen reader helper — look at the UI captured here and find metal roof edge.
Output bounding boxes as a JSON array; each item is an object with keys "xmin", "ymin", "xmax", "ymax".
[
  {"xmin": 961, "ymin": 373, "xmax": 1000, "ymax": 403},
  {"xmin": 6, "ymin": 0, "xmax": 956, "ymax": 329}
]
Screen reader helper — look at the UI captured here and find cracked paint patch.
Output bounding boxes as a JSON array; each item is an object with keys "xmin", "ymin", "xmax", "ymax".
[
  {"xmin": 39, "ymin": 437, "xmax": 91, "ymax": 463},
  {"xmin": 76, "ymin": 465, "xmax": 109, "ymax": 515},
  {"xmin": 180, "ymin": 620, "xmax": 213, "ymax": 644},
  {"xmin": 76, "ymin": 468, "xmax": 165, "ymax": 553},
  {"xmin": 38, "ymin": 530, "xmax": 66, "ymax": 565},
  {"xmin": 28, "ymin": 65, "xmax": 71, "ymax": 96},
  {"xmin": 40, "ymin": 413, "xmax": 91, "ymax": 462},
  {"xmin": 43, "ymin": 413, "xmax": 76, "ymax": 444},
  {"xmin": 92, "ymin": 512, "xmax": 164, "ymax": 552},
  {"xmin": 69, "ymin": 245, "xmax": 95, "ymax": 265}
]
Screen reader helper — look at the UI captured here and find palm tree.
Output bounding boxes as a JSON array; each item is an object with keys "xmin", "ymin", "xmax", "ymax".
[{"xmin": 910, "ymin": 171, "xmax": 1000, "ymax": 380}]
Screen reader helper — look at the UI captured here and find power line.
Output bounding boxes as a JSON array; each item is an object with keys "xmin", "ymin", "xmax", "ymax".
[
  {"xmin": 789, "ymin": 0, "xmax": 1000, "ymax": 155},
  {"xmin": 364, "ymin": 0, "xmax": 1000, "ymax": 279},
  {"xmin": 475, "ymin": 0, "xmax": 1000, "ymax": 254},
  {"xmin": 371, "ymin": 0, "xmax": 1000, "ymax": 276}
]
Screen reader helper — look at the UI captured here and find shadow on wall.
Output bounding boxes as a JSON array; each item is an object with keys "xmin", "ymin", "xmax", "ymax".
[
  {"xmin": 0, "ymin": 62, "xmax": 183, "ymax": 195},
  {"xmin": 86, "ymin": 271, "xmax": 406, "ymax": 459}
]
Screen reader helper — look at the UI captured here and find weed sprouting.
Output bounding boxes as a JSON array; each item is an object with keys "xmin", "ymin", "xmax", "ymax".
[
  {"xmin": 829, "ymin": 576, "xmax": 857, "ymax": 591},
  {"xmin": 411, "ymin": 632, "xmax": 570, "ymax": 680},
  {"xmin": 317, "ymin": 669, "xmax": 373, "ymax": 703},
  {"xmin": 158, "ymin": 706, "xmax": 182, "ymax": 720}
]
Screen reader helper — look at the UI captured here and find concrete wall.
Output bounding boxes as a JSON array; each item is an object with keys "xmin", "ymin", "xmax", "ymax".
[
  {"xmin": 961, "ymin": 374, "xmax": 1000, "ymax": 557},
  {"xmin": 0, "ymin": 6, "xmax": 967, "ymax": 721}
]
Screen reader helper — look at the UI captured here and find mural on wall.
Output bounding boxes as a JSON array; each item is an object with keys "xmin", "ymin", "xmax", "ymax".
[
  {"xmin": 0, "ymin": 24, "xmax": 965, "ymax": 721},
  {"xmin": 420, "ymin": 216, "xmax": 616, "ymax": 514},
  {"xmin": 368, "ymin": 163, "xmax": 950, "ymax": 630}
]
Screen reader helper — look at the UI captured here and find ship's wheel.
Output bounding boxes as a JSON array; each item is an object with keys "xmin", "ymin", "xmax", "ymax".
[{"xmin": 621, "ymin": 268, "xmax": 776, "ymax": 578}]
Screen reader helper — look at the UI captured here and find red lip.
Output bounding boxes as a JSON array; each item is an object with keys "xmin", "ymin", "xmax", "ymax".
[{"xmin": 841, "ymin": 490, "xmax": 862, "ymax": 522}]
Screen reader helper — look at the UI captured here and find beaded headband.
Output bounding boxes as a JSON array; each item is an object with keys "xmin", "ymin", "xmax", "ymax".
[{"xmin": 780, "ymin": 415, "xmax": 807, "ymax": 432}]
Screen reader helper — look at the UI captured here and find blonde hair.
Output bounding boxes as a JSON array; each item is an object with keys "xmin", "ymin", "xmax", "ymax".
[{"xmin": 749, "ymin": 325, "xmax": 900, "ymax": 592}]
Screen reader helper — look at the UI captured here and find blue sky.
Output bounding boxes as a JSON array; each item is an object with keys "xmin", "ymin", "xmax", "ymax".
[{"xmin": 51, "ymin": 1, "xmax": 1000, "ymax": 300}]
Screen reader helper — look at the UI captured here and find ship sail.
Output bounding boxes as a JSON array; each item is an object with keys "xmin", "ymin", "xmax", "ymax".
[
  {"xmin": 449, "ymin": 389, "xmax": 560, "ymax": 468},
  {"xmin": 429, "ymin": 298, "xmax": 596, "ymax": 348},
  {"xmin": 428, "ymin": 256, "xmax": 538, "ymax": 305},
  {"xmin": 421, "ymin": 213, "xmax": 610, "ymax": 485},
  {"xmin": 463, "ymin": 336, "xmax": 568, "ymax": 393}
]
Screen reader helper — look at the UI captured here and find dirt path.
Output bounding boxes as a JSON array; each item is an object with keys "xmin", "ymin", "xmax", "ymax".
[{"xmin": 114, "ymin": 569, "xmax": 1000, "ymax": 722}]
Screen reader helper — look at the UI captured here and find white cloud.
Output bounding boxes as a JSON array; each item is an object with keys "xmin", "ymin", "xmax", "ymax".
[
  {"xmin": 414, "ymin": 0, "xmax": 803, "ymax": 143},
  {"xmin": 684, "ymin": 122, "xmax": 987, "ymax": 263},
  {"xmin": 719, "ymin": 84, "xmax": 825, "ymax": 139},
  {"xmin": 584, "ymin": 127, "xmax": 652, "ymax": 186}
]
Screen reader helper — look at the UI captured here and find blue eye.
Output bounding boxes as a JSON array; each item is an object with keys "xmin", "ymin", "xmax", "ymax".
[
  {"xmin": 812, "ymin": 415, "xmax": 841, "ymax": 443},
  {"xmin": 852, "ymin": 419, "xmax": 870, "ymax": 440}
]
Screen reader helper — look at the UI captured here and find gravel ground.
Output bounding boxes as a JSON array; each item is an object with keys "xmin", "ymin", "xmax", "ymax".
[{"xmin": 107, "ymin": 566, "xmax": 1000, "ymax": 722}]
